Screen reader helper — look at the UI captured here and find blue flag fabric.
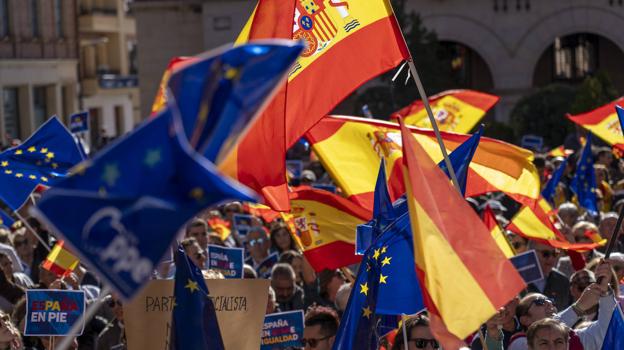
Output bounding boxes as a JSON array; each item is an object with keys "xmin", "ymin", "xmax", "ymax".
[
  {"xmin": 617, "ymin": 105, "xmax": 624, "ymax": 134},
  {"xmin": 0, "ymin": 117, "xmax": 84, "ymax": 210},
  {"xmin": 437, "ymin": 125, "xmax": 483, "ymax": 196},
  {"xmin": 542, "ymin": 157, "xmax": 567, "ymax": 205},
  {"xmin": 0, "ymin": 209, "xmax": 14, "ymax": 228},
  {"xmin": 333, "ymin": 211, "xmax": 425, "ymax": 350},
  {"xmin": 167, "ymin": 40, "xmax": 303, "ymax": 162},
  {"xmin": 570, "ymin": 134, "xmax": 599, "ymax": 216},
  {"xmin": 601, "ymin": 303, "xmax": 624, "ymax": 350},
  {"xmin": 171, "ymin": 246, "xmax": 224, "ymax": 350}
]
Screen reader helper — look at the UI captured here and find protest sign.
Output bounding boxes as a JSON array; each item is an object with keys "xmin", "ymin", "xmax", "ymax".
[
  {"xmin": 69, "ymin": 112, "xmax": 89, "ymax": 133},
  {"xmin": 261, "ymin": 310, "xmax": 304, "ymax": 350},
  {"xmin": 208, "ymin": 245, "xmax": 244, "ymax": 278},
  {"xmin": 233, "ymin": 213, "xmax": 254, "ymax": 237},
  {"xmin": 25, "ymin": 290, "xmax": 85, "ymax": 336},
  {"xmin": 255, "ymin": 252, "xmax": 279, "ymax": 279},
  {"xmin": 124, "ymin": 278, "xmax": 269, "ymax": 350},
  {"xmin": 510, "ymin": 250, "xmax": 544, "ymax": 285}
]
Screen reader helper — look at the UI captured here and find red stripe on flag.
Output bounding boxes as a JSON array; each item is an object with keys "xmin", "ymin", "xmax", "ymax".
[{"xmin": 303, "ymin": 241, "xmax": 361, "ymax": 272}]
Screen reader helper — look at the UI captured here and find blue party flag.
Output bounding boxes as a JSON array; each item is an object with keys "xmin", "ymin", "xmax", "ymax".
[
  {"xmin": 437, "ymin": 125, "xmax": 483, "ymax": 196},
  {"xmin": 570, "ymin": 134, "xmax": 599, "ymax": 216},
  {"xmin": 0, "ymin": 117, "xmax": 84, "ymax": 210},
  {"xmin": 333, "ymin": 211, "xmax": 425, "ymax": 350},
  {"xmin": 601, "ymin": 302, "xmax": 624, "ymax": 350},
  {"xmin": 542, "ymin": 157, "xmax": 567, "ymax": 205},
  {"xmin": 170, "ymin": 246, "xmax": 224, "ymax": 350},
  {"xmin": 167, "ymin": 40, "xmax": 304, "ymax": 162}
]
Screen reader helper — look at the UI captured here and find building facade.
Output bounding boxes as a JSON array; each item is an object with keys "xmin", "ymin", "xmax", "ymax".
[
  {"xmin": 132, "ymin": 0, "xmax": 624, "ymax": 122},
  {"xmin": 0, "ymin": 0, "xmax": 79, "ymax": 144}
]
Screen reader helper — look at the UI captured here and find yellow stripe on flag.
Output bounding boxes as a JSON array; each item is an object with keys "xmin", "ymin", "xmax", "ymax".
[
  {"xmin": 491, "ymin": 226, "xmax": 514, "ymax": 258},
  {"xmin": 509, "ymin": 205, "xmax": 559, "ymax": 241},
  {"xmin": 403, "ymin": 95, "xmax": 486, "ymax": 133}
]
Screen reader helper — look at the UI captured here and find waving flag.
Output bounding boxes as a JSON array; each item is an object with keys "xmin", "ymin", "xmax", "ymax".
[
  {"xmin": 399, "ymin": 119, "xmax": 525, "ymax": 347},
  {"xmin": 482, "ymin": 206, "xmax": 514, "ymax": 258},
  {"xmin": 0, "ymin": 209, "xmax": 14, "ymax": 227},
  {"xmin": 567, "ymin": 98, "xmax": 624, "ymax": 152},
  {"xmin": 150, "ymin": 56, "xmax": 192, "ymax": 115},
  {"xmin": 306, "ymin": 116, "xmax": 539, "ymax": 211},
  {"xmin": 42, "ymin": 240, "xmax": 80, "ymax": 277},
  {"xmin": 0, "ymin": 117, "xmax": 84, "ymax": 210},
  {"xmin": 289, "ymin": 188, "xmax": 371, "ymax": 271},
  {"xmin": 222, "ymin": 0, "xmax": 410, "ymax": 211},
  {"xmin": 437, "ymin": 125, "xmax": 482, "ymax": 195},
  {"xmin": 601, "ymin": 303, "xmax": 624, "ymax": 350},
  {"xmin": 570, "ymin": 134, "xmax": 599, "ymax": 216},
  {"xmin": 392, "ymin": 90, "xmax": 499, "ymax": 133},
  {"xmin": 542, "ymin": 157, "xmax": 567, "ymax": 205}
]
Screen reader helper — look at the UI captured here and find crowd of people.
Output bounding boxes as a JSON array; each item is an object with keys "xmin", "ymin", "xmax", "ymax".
[{"xmin": 0, "ymin": 141, "xmax": 622, "ymax": 350}]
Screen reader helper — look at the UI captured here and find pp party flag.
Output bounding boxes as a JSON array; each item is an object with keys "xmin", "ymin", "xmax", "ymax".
[
  {"xmin": 289, "ymin": 187, "xmax": 371, "ymax": 271},
  {"xmin": 570, "ymin": 134, "xmax": 599, "ymax": 216},
  {"xmin": 222, "ymin": 0, "xmax": 410, "ymax": 211},
  {"xmin": 601, "ymin": 302, "xmax": 624, "ymax": 350},
  {"xmin": 482, "ymin": 206, "xmax": 514, "ymax": 258},
  {"xmin": 437, "ymin": 125, "xmax": 482, "ymax": 196},
  {"xmin": 333, "ymin": 211, "xmax": 424, "ymax": 350},
  {"xmin": 306, "ymin": 116, "xmax": 540, "ymax": 211},
  {"xmin": 150, "ymin": 56, "xmax": 192, "ymax": 115},
  {"xmin": 567, "ymin": 97, "xmax": 624, "ymax": 152},
  {"xmin": 392, "ymin": 89, "xmax": 499, "ymax": 134},
  {"xmin": 42, "ymin": 240, "xmax": 80, "ymax": 277},
  {"xmin": 542, "ymin": 157, "xmax": 568, "ymax": 205},
  {"xmin": 170, "ymin": 246, "xmax": 225, "ymax": 350},
  {"xmin": 0, "ymin": 117, "xmax": 84, "ymax": 210},
  {"xmin": 398, "ymin": 119, "xmax": 526, "ymax": 346}
]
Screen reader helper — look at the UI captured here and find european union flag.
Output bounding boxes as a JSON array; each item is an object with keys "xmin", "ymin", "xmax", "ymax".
[
  {"xmin": 601, "ymin": 303, "xmax": 624, "ymax": 350},
  {"xmin": 334, "ymin": 211, "xmax": 425, "ymax": 349},
  {"xmin": 170, "ymin": 246, "xmax": 224, "ymax": 350},
  {"xmin": 0, "ymin": 208, "xmax": 14, "ymax": 228},
  {"xmin": 570, "ymin": 134, "xmax": 599, "ymax": 216},
  {"xmin": 0, "ymin": 117, "xmax": 84, "ymax": 210},
  {"xmin": 437, "ymin": 125, "xmax": 482, "ymax": 196},
  {"xmin": 167, "ymin": 40, "xmax": 303, "ymax": 162},
  {"xmin": 542, "ymin": 157, "xmax": 567, "ymax": 205}
]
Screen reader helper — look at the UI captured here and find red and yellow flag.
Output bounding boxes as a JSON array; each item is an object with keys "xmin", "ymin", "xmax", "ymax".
[
  {"xmin": 392, "ymin": 89, "xmax": 499, "ymax": 133},
  {"xmin": 219, "ymin": 0, "xmax": 410, "ymax": 211},
  {"xmin": 482, "ymin": 206, "xmax": 515, "ymax": 258},
  {"xmin": 150, "ymin": 56, "xmax": 193, "ymax": 115},
  {"xmin": 399, "ymin": 119, "xmax": 525, "ymax": 346},
  {"xmin": 289, "ymin": 188, "xmax": 371, "ymax": 272},
  {"xmin": 42, "ymin": 240, "xmax": 80, "ymax": 277},
  {"xmin": 566, "ymin": 97, "xmax": 624, "ymax": 152},
  {"xmin": 306, "ymin": 116, "xmax": 540, "ymax": 211},
  {"xmin": 206, "ymin": 217, "xmax": 232, "ymax": 241}
]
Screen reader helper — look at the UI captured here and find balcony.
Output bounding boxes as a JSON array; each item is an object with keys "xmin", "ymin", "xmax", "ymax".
[{"xmin": 82, "ymin": 74, "xmax": 138, "ymax": 96}]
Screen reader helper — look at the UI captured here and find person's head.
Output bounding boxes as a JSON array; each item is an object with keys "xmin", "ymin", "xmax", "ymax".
[
  {"xmin": 569, "ymin": 269, "xmax": 596, "ymax": 302},
  {"xmin": 596, "ymin": 147, "xmax": 613, "ymax": 167},
  {"xmin": 318, "ymin": 269, "xmax": 346, "ymax": 302},
  {"xmin": 0, "ymin": 310, "xmax": 20, "ymax": 349},
  {"xmin": 270, "ymin": 263, "xmax": 296, "ymax": 303},
  {"xmin": 11, "ymin": 229, "xmax": 33, "ymax": 261},
  {"xmin": 0, "ymin": 252, "xmax": 13, "ymax": 278},
  {"xmin": 270, "ymin": 222, "xmax": 296, "ymax": 253},
  {"xmin": 506, "ymin": 231, "xmax": 529, "ymax": 253},
  {"xmin": 279, "ymin": 250, "xmax": 303, "ymax": 284},
  {"xmin": 300, "ymin": 170, "xmax": 317, "ymax": 186},
  {"xmin": 266, "ymin": 286, "xmax": 277, "ymax": 314},
  {"xmin": 223, "ymin": 202, "xmax": 243, "ymax": 221},
  {"xmin": 246, "ymin": 227, "xmax": 270, "ymax": 262},
  {"xmin": 598, "ymin": 212, "xmax": 619, "ymax": 242},
  {"xmin": 186, "ymin": 218, "xmax": 209, "ymax": 250},
  {"xmin": 571, "ymin": 221, "xmax": 599, "ymax": 244},
  {"xmin": 526, "ymin": 318, "xmax": 569, "ymax": 350},
  {"xmin": 180, "ymin": 237, "xmax": 206, "ymax": 269},
  {"xmin": 530, "ymin": 242, "xmax": 560, "ymax": 276},
  {"xmin": 207, "ymin": 231, "xmax": 225, "ymax": 246},
  {"xmin": 557, "ymin": 203, "xmax": 579, "ymax": 228},
  {"xmin": 517, "ymin": 293, "xmax": 557, "ymax": 329},
  {"xmin": 594, "ymin": 164, "xmax": 608, "ymax": 184},
  {"xmin": 303, "ymin": 306, "xmax": 339, "ymax": 350},
  {"xmin": 334, "ymin": 283, "xmax": 351, "ymax": 315},
  {"xmin": 391, "ymin": 314, "xmax": 439, "ymax": 350},
  {"xmin": 243, "ymin": 264, "xmax": 257, "ymax": 279},
  {"xmin": 106, "ymin": 293, "xmax": 124, "ymax": 322},
  {"xmin": 607, "ymin": 252, "xmax": 624, "ymax": 282}
]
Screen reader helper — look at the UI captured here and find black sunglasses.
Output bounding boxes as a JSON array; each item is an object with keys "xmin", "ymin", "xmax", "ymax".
[
  {"xmin": 531, "ymin": 297, "xmax": 553, "ymax": 307},
  {"xmin": 539, "ymin": 250, "xmax": 558, "ymax": 258},
  {"xmin": 411, "ymin": 338, "xmax": 440, "ymax": 349},
  {"xmin": 301, "ymin": 335, "xmax": 332, "ymax": 348}
]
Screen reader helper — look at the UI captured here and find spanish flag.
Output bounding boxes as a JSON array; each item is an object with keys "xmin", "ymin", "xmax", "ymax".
[
  {"xmin": 399, "ymin": 118, "xmax": 525, "ymax": 346},
  {"xmin": 306, "ymin": 116, "xmax": 540, "ymax": 211},
  {"xmin": 207, "ymin": 217, "xmax": 232, "ymax": 241},
  {"xmin": 150, "ymin": 56, "xmax": 192, "ymax": 115},
  {"xmin": 42, "ymin": 240, "xmax": 80, "ymax": 277},
  {"xmin": 392, "ymin": 89, "xmax": 499, "ymax": 133},
  {"xmin": 289, "ymin": 188, "xmax": 371, "ymax": 271},
  {"xmin": 566, "ymin": 97, "xmax": 624, "ymax": 152},
  {"xmin": 220, "ymin": 0, "xmax": 410, "ymax": 211},
  {"xmin": 482, "ymin": 206, "xmax": 515, "ymax": 258}
]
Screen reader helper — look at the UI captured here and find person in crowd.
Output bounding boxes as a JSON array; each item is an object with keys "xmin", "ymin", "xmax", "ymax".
[
  {"xmin": 0, "ymin": 310, "xmax": 21, "ymax": 350},
  {"xmin": 570, "ymin": 222, "xmax": 605, "ymax": 261},
  {"xmin": 318, "ymin": 269, "xmax": 347, "ymax": 308},
  {"xmin": 96, "ymin": 294, "xmax": 125, "ymax": 350},
  {"xmin": 279, "ymin": 250, "xmax": 304, "ymax": 285},
  {"xmin": 300, "ymin": 170, "xmax": 317, "ymax": 187},
  {"xmin": 270, "ymin": 222, "xmax": 298, "ymax": 254},
  {"xmin": 266, "ymin": 286, "xmax": 278, "ymax": 315},
  {"xmin": 11, "ymin": 229, "xmax": 35, "ymax": 278},
  {"xmin": 392, "ymin": 314, "xmax": 452, "ymax": 350},
  {"xmin": 595, "ymin": 164, "xmax": 613, "ymax": 212},
  {"xmin": 507, "ymin": 232, "xmax": 529, "ymax": 254},
  {"xmin": 597, "ymin": 212, "xmax": 620, "ymax": 252},
  {"xmin": 243, "ymin": 264, "xmax": 257, "ymax": 279},
  {"xmin": 270, "ymin": 263, "xmax": 305, "ymax": 311},
  {"xmin": 185, "ymin": 218, "xmax": 209, "ymax": 251},
  {"xmin": 471, "ymin": 297, "xmax": 521, "ymax": 350},
  {"xmin": 207, "ymin": 231, "xmax": 225, "ymax": 247},
  {"xmin": 568, "ymin": 270, "xmax": 597, "ymax": 326},
  {"xmin": 557, "ymin": 203, "xmax": 580, "ymax": 231},
  {"xmin": 180, "ymin": 237, "xmax": 206, "ymax": 269},
  {"xmin": 223, "ymin": 202, "xmax": 243, "ymax": 222},
  {"xmin": 245, "ymin": 227, "xmax": 271, "ymax": 268},
  {"xmin": 303, "ymin": 306, "xmax": 339, "ymax": 350},
  {"xmin": 0, "ymin": 251, "xmax": 32, "ymax": 290},
  {"xmin": 334, "ymin": 283, "xmax": 351, "ymax": 317},
  {"xmin": 527, "ymin": 242, "xmax": 571, "ymax": 311},
  {"xmin": 526, "ymin": 318, "xmax": 569, "ymax": 350}
]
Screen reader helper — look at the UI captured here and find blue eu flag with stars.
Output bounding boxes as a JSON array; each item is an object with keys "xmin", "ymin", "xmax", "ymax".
[
  {"xmin": 0, "ymin": 117, "xmax": 84, "ymax": 210},
  {"xmin": 542, "ymin": 157, "xmax": 567, "ymax": 205},
  {"xmin": 437, "ymin": 125, "xmax": 482, "ymax": 196},
  {"xmin": 170, "ymin": 246, "xmax": 224, "ymax": 350},
  {"xmin": 570, "ymin": 134, "xmax": 599, "ymax": 216}
]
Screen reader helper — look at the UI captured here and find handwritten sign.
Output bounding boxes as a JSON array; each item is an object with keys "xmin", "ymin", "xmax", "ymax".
[
  {"xmin": 208, "ymin": 245, "xmax": 244, "ymax": 278},
  {"xmin": 25, "ymin": 290, "xmax": 85, "ymax": 336},
  {"xmin": 124, "ymin": 279, "xmax": 269, "ymax": 350},
  {"xmin": 261, "ymin": 310, "xmax": 304, "ymax": 350}
]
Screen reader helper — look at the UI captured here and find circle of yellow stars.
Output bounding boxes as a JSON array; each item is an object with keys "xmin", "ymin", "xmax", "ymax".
[{"xmin": 358, "ymin": 245, "xmax": 392, "ymax": 319}]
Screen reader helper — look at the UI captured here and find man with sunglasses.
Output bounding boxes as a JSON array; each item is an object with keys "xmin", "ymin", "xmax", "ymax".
[
  {"xmin": 97, "ymin": 293, "xmax": 126, "ymax": 350},
  {"xmin": 526, "ymin": 242, "xmax": 571, "ymax": 312},
  {"xmin": 302, "ymin": 306, "xmax": 339, "ymax": 350}
]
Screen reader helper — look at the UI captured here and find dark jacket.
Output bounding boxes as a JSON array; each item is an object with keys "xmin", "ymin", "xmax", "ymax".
[{"xmin": 527, "ymin": 268, "xmax": 571, "ymax": 312}]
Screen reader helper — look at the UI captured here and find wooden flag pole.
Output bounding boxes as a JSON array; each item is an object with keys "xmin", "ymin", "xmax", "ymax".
[{"xmin": 604, "ymin": 201, "xmax": 624, "ymax": 259}]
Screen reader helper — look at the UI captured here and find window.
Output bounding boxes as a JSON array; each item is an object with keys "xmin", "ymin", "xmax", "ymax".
[
  {"xmin": 32, "ymin": 86, "xmax": 47, "ymax": 127},
  {"xmin": 114, "ymin": 105, "xmax": 124, "ymax": 136},
  {"xmin": 54, "ymin": 0, "xmax": 63, "ymax": 37},
  {"xmin": 0, "ymin": 0, "xmax": 9, "ymax": 37},
  {"xmin": 127, "ymin": 40, "xmax": 138, "ymax": 75},
  {"xmin": 31, "ymin": 0, "xmax": 39, "ymax": 38},
  {"xmin": 554, "ymin": 34, "xmax": 597, "ymax": 81},
  {"xmin": 3, "ymin": 88, "xmax": 21, "ymax": 140}
]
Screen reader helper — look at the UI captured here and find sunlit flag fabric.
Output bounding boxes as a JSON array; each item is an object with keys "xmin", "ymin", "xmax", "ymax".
[
  {"xmin": 0, "ymin": 209, "xmax": 14, "ymax": 228},
  {"xmin": 566, "ymin": 97, "xmax": 624, "ymax": 152},
  {"xmin": 31, "ymin": 42, "xmax": 301, "ymax": 299},
  {"xmin": 289, "ymin": 187, "xmax": 371, "ymax": 271},
  {"xmin": 0, "ymin": 117, "xmax": 84, "ymax": 210},
  {"xmin": 42, "ymin": 240, "xmax": 80, "ymax": 277},
  {"xmin": 170, "ymin": 246, "xmax": 224, "ymax": 350},
  {"xmin": 541, "ymin": 157, "xmax": 567, "ymax": 205},
  {"xmin": 150, "ymin": 56, "xmax": 192, "ymax": 115},
  {"xmin": 306, "ymin": 116, "xmax": 540, "ymax": 211},
  {"xmin": 601, "ymin": 302, "xmax": 624, "ymax": 350},
  {"xmin": 482, "ymin": 206, "xmax": 514, "ymax": 258},
  {"xmin": 570, "ymin": 134, "xmax": 599, "ymax": 216},
  {"xmin": 333, "ymin": 210, "xmax": 424, "ymax": 350},
  {"xmin": 223, "ymin": 0, "xmax": 410, "ymax": 211},
  {"xmin": 399, "ymin": 119, "xmax": 526, "ymax": 347},
  {"xmin": 392, "ymin": 89, "xmax": 499, "ymax": 134}
]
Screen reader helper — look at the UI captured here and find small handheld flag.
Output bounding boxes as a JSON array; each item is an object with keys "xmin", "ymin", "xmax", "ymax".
[{"xmin": 570, "ymin": 134, "xmax": 599, "ymax": 216}]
